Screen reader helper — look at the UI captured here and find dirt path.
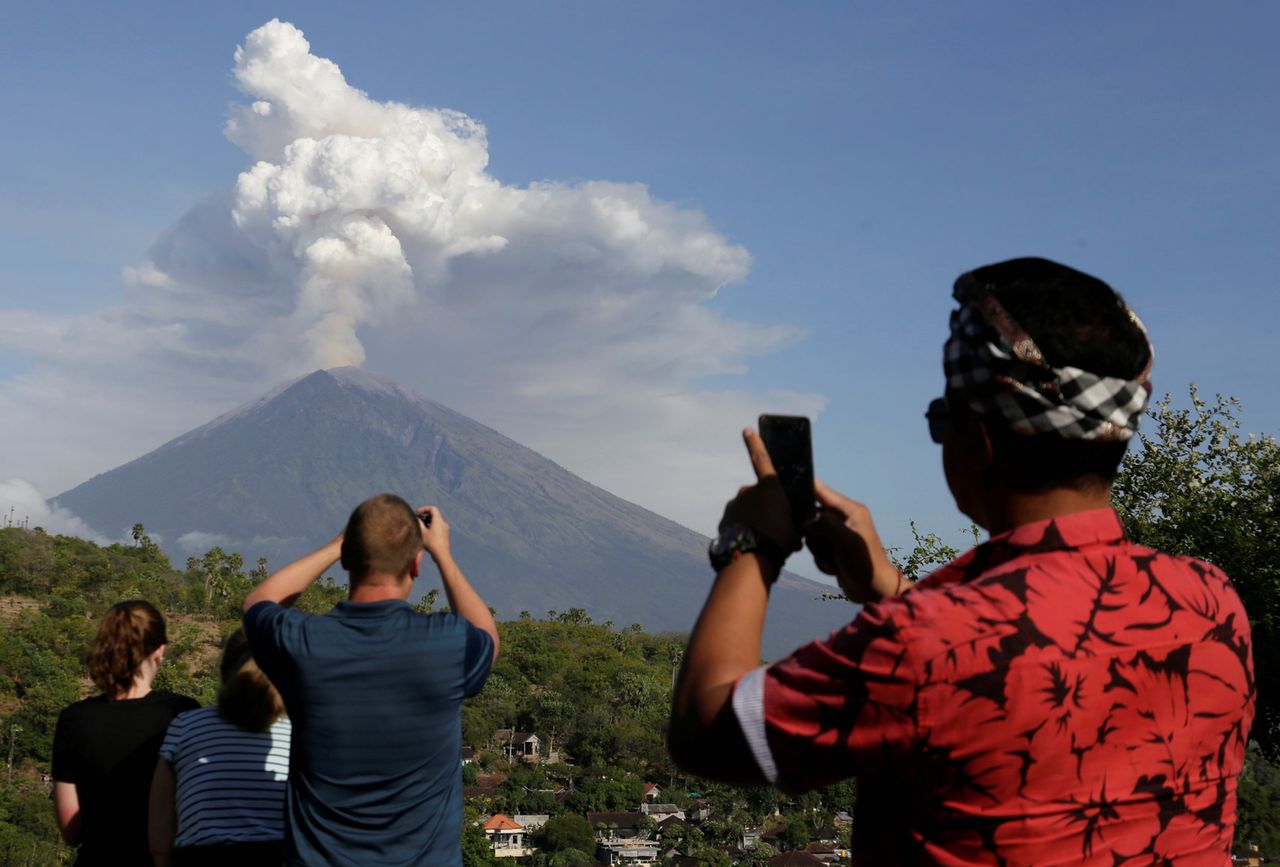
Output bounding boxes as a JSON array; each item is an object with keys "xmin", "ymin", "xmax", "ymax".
[{"xmin": 0, "ymin": 594, "xmax": 41, "ymax": 625}]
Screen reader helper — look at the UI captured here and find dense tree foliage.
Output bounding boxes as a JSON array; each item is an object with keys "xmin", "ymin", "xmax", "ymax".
[
  {"xmin": 0, "ymin": 528, "xmax": 854, "ymax": 863},
  {"xmin": 1112, "ymin": 389, "xmax": 1280, "ymax": 853},
  {"xmin": 537, "ymin": 814, "xmax": 594, "ymax": 854},
  {"xmin": 460, "ymin": 806, "xmax": 498, "ymax": 866},
  {"xmin": 463, "ymin": 615, "xmax": 679, "ymax": 774},
  {"xmin": 1113, "ymin": 388, "xmax": 1280, "ymax": 760},
  {"xmin": 1235, "ymin": 742, "xmax": 1280, "ymax": 857},
  {"xmin": 5, "ymin": 391, "xmax": 1275, "ymax": 865},
  {"xmin": 0, "ymin": 528, "xmax": 347, "ymax": 860}
]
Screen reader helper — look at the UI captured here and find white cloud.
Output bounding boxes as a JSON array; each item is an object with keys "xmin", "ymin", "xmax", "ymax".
[
  {"xmin": 0, "ymin": 479, "xmax": 109, "ymax": 543},
  {"xmin": 176, "ymin": 531, "xmax": 231, "ymax": 553},
  {"xmin": 0, "ymin": 19, "xmax": 822, "ymax": 534}
]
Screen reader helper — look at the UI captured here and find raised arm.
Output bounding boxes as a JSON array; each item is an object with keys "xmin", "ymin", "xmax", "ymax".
[
  {"xmin": 418, "ymin": 506, "xmax": 500, "ymax": 661},
  {"xmin": 669, "ymin": 551, "xmax": 773, "ymax": 783},
  {"xmin": 668, "ymin": 429, "xmax": 797, "ymax": 782},
  {"xmin": 242, "ymin": 534, "xmax": 342, "ymax": 613}
]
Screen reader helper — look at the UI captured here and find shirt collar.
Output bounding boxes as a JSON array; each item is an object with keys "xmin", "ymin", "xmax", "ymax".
[
  {"xmin": 330, "ymin": 599, "xmax": 411, "ymax": 618},
  {"xmin": 924, "ymin": 507, "xmax": 1128, "ymax": 587}
]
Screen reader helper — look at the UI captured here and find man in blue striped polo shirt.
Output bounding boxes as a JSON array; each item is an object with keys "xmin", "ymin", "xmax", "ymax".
[{"xmin": 243, "ymin": 494, "xmax": 499, "ymax": 866}]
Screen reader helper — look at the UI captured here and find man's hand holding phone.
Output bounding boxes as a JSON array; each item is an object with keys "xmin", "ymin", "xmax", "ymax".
[
  {"xmin": 805, "ymin": 481, "xmax": 906, "ymax": 602},
  {"xmin": 728, "ymin": 430, "xmax": 804, "ymax": 546},
  {"xmin": 718, "ymin": 416, "xmax": 904, "ymax": 601},
  {"xmin": 416, "ymin": 506, "xmax": 452, "ymax": 564},
  {"xmin": 713, "ymin": 429, "xmax": 805, "ymax": 579}
]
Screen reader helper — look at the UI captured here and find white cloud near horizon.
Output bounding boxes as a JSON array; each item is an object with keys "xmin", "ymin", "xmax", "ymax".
[
  {"xmin": 176, "ymin": 530, "xmax": 232, "ymax": 554},
  {"xmin": 0, "ymin": 479, "xmax": 110, "ymax": 543},
  {"xmin": 0, "ymin": 19, "xmax": 823, "ymax": 534}
]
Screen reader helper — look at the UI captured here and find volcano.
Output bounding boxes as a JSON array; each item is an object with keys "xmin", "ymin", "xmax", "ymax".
[{"xmin": 55, "ymin": 367, "xmax": 852, "ymax": 658}]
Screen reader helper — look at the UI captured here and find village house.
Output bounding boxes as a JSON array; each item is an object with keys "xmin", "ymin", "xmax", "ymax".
[
  {"xmin": 513, "ymin": 814, "xmax": 549, "ymax": 835},
  {"xmin": 810, "ymin": 826, "xmax": 841, "ymax": 845},
  {"xmin": 639, "ymin": 802, "xmax": 684, "ymax": 823},
  {"xmin": 1232, "ymin": 842, "xmax": 1270, "ymax": 866},
  {"xmin": 803, "ymin": 842, "xmax": 839, "ymax": 864},
  {"xmin": 492, "ymin": 728, "xmax": 542, "ymax": 762},
  {"xmin": 685, "ymin": 798, "xmax": 711, "ymax": 823},
  {"xmin": 642, "ymin": 782, "xmax": 662, "ymax": 803},
  {"xmin": 483, "ymin": 813, "xmax": 532, "ymax": 858},
  {"xmin": 587, "ymin": 811, "xmax": 651, "ymax": 841},
  {"xmin": 597, "ymin": 839, "xmax": 660, "ymax": 865},
  {"xmin": 660, "ymin": 850, "xmax": 702, "ymax": 867},
  {"xmin": 463, "ymin": 783, "xmax": 498, "ymax": 802},
  {"xmin": 584, "ymin": 811, "xmax": 660, "ymax": 864},
  {"xmin": 766, "ymin": 852, "xmax": 825, "ymax": 867},
  {"xmin": 654, "ymin": 814, "xmax": 686, "ymax": 841}
]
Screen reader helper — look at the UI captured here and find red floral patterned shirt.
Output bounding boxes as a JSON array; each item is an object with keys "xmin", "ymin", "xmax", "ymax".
[{"xmin": 732, "ymin": 508, "xmax": 1255, "ymax": 865}]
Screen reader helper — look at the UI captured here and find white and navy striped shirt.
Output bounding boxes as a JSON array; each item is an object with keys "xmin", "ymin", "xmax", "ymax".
[{"xmin": 159, "ymin": 706, "xmax": 291, "ymax": 848}]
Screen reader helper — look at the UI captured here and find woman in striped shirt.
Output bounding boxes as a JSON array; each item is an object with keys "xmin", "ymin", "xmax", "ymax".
[{"xmin": 149, "ymin": 628, "xmax": 291, "ymax": 867}]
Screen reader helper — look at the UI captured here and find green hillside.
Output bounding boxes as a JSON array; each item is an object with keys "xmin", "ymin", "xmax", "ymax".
[
  {"xmin": 0, "ymin": 526, "xmax": 301, "ymax": 862},
  {"xmin": 7, "ymin": 400, "xmax": 1280, "ymax": 867},
  {"xmin": 0, "ymin": 527, "xmax": 853, "ymax": 866}
]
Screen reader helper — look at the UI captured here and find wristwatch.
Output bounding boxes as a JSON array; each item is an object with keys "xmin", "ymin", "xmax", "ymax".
[{"xmin": 708, "ymin": 523, "xmax": 786, "ymax": 574}]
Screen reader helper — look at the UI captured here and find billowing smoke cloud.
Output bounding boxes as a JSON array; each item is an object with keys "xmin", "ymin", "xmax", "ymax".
[
  {"xmin": 0, "ymin": 19, "xmax": 822, "ymax": 534},
  {"xmin": 131, "ymin": 19, "xmax": 763, "ymax": 379}
]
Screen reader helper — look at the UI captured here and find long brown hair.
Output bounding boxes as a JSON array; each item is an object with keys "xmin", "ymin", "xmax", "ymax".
[
  {"xmin": 88, "ymin": 600, "xmax": 167, "ymax": 697},
  {"xmin": 217, "ymin": 628, "xmax": 285, "ymax": 732}
]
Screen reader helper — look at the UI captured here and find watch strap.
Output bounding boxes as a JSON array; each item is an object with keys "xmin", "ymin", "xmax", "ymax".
[{"xmin": 709, "ymin": 523, "xmax": 787, "ymax": 576}]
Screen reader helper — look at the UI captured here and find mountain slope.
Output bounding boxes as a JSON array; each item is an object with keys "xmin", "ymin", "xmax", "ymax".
[{"xmin": 55, "ymin": 368, "xmax": 853, "ymax": 657}]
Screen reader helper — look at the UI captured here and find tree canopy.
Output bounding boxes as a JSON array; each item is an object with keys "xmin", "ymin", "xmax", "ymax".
[
  {"xmin": 1113, "ymin": 388, "xmax": 1279, "ymax": 759},
  {"xmin": 3, "ymin": 385, "xmax": 1277, "ymax": 860}
]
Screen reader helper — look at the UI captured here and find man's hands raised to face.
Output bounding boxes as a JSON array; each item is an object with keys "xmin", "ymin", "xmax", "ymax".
[
  {"xmin": 806, "ymin": 480, "xmax": 906, "ymax": 602},
  {"xmin": 721, "ymin": 428, "xmax": 905, "ymax": 602},
  {"xmin": 717, "ymin": 429, "xmax": 805, "ymax": 570}
]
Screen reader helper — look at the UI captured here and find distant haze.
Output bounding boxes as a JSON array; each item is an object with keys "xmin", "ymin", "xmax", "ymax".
[{"xmin": 55, "ymin": 367, "xmax": 853, "ymax": 659}]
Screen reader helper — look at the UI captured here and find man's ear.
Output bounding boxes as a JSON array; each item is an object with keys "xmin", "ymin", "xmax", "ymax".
[
  {"xmin": 972, "ymin": 414, "xmax": 996, "ymax": 472},
  {"xmin": 951, "ymin": 408, "xmax": 995, "ymax": 473},
  {"xmin": 409, "ymin": 550, "xmax": 422, "ymax": 580}
]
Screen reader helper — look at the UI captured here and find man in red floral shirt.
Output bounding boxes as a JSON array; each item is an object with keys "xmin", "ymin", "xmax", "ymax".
[{"xmin": 669, "ymin": 258, "xmax": 1255, "ymax": 865}]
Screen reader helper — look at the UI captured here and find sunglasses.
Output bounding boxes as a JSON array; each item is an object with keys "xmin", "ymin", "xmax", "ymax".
[{"xmin": 925, "ymin": 397, "xmax": 949, "ymax": 444}]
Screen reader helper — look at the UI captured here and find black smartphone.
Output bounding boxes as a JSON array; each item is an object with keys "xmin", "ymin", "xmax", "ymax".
[{"xmin": 758, "ymin": 414, "xmax": 815, "ymax": 531}]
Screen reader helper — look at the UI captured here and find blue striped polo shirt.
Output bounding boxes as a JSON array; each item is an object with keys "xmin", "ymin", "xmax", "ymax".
[{"xmin": 159, "ymin": 706, "xmax": 291, "ymax": 847}]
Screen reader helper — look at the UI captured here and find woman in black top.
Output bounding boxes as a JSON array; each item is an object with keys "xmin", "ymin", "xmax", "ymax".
[{"xmin": 52, "ymin": 600, "xmax": 199, "ymax": 867}]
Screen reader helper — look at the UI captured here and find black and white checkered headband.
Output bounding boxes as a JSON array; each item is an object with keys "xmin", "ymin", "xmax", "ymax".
[{"xmin": 943, "ymin": 274, "xmax": 1154, "ymax": 442}]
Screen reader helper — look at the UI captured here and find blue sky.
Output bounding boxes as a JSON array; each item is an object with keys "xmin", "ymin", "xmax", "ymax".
[{"xmin": 0, "ymin": 3, "xmax": 1276, "ymax": 574}]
